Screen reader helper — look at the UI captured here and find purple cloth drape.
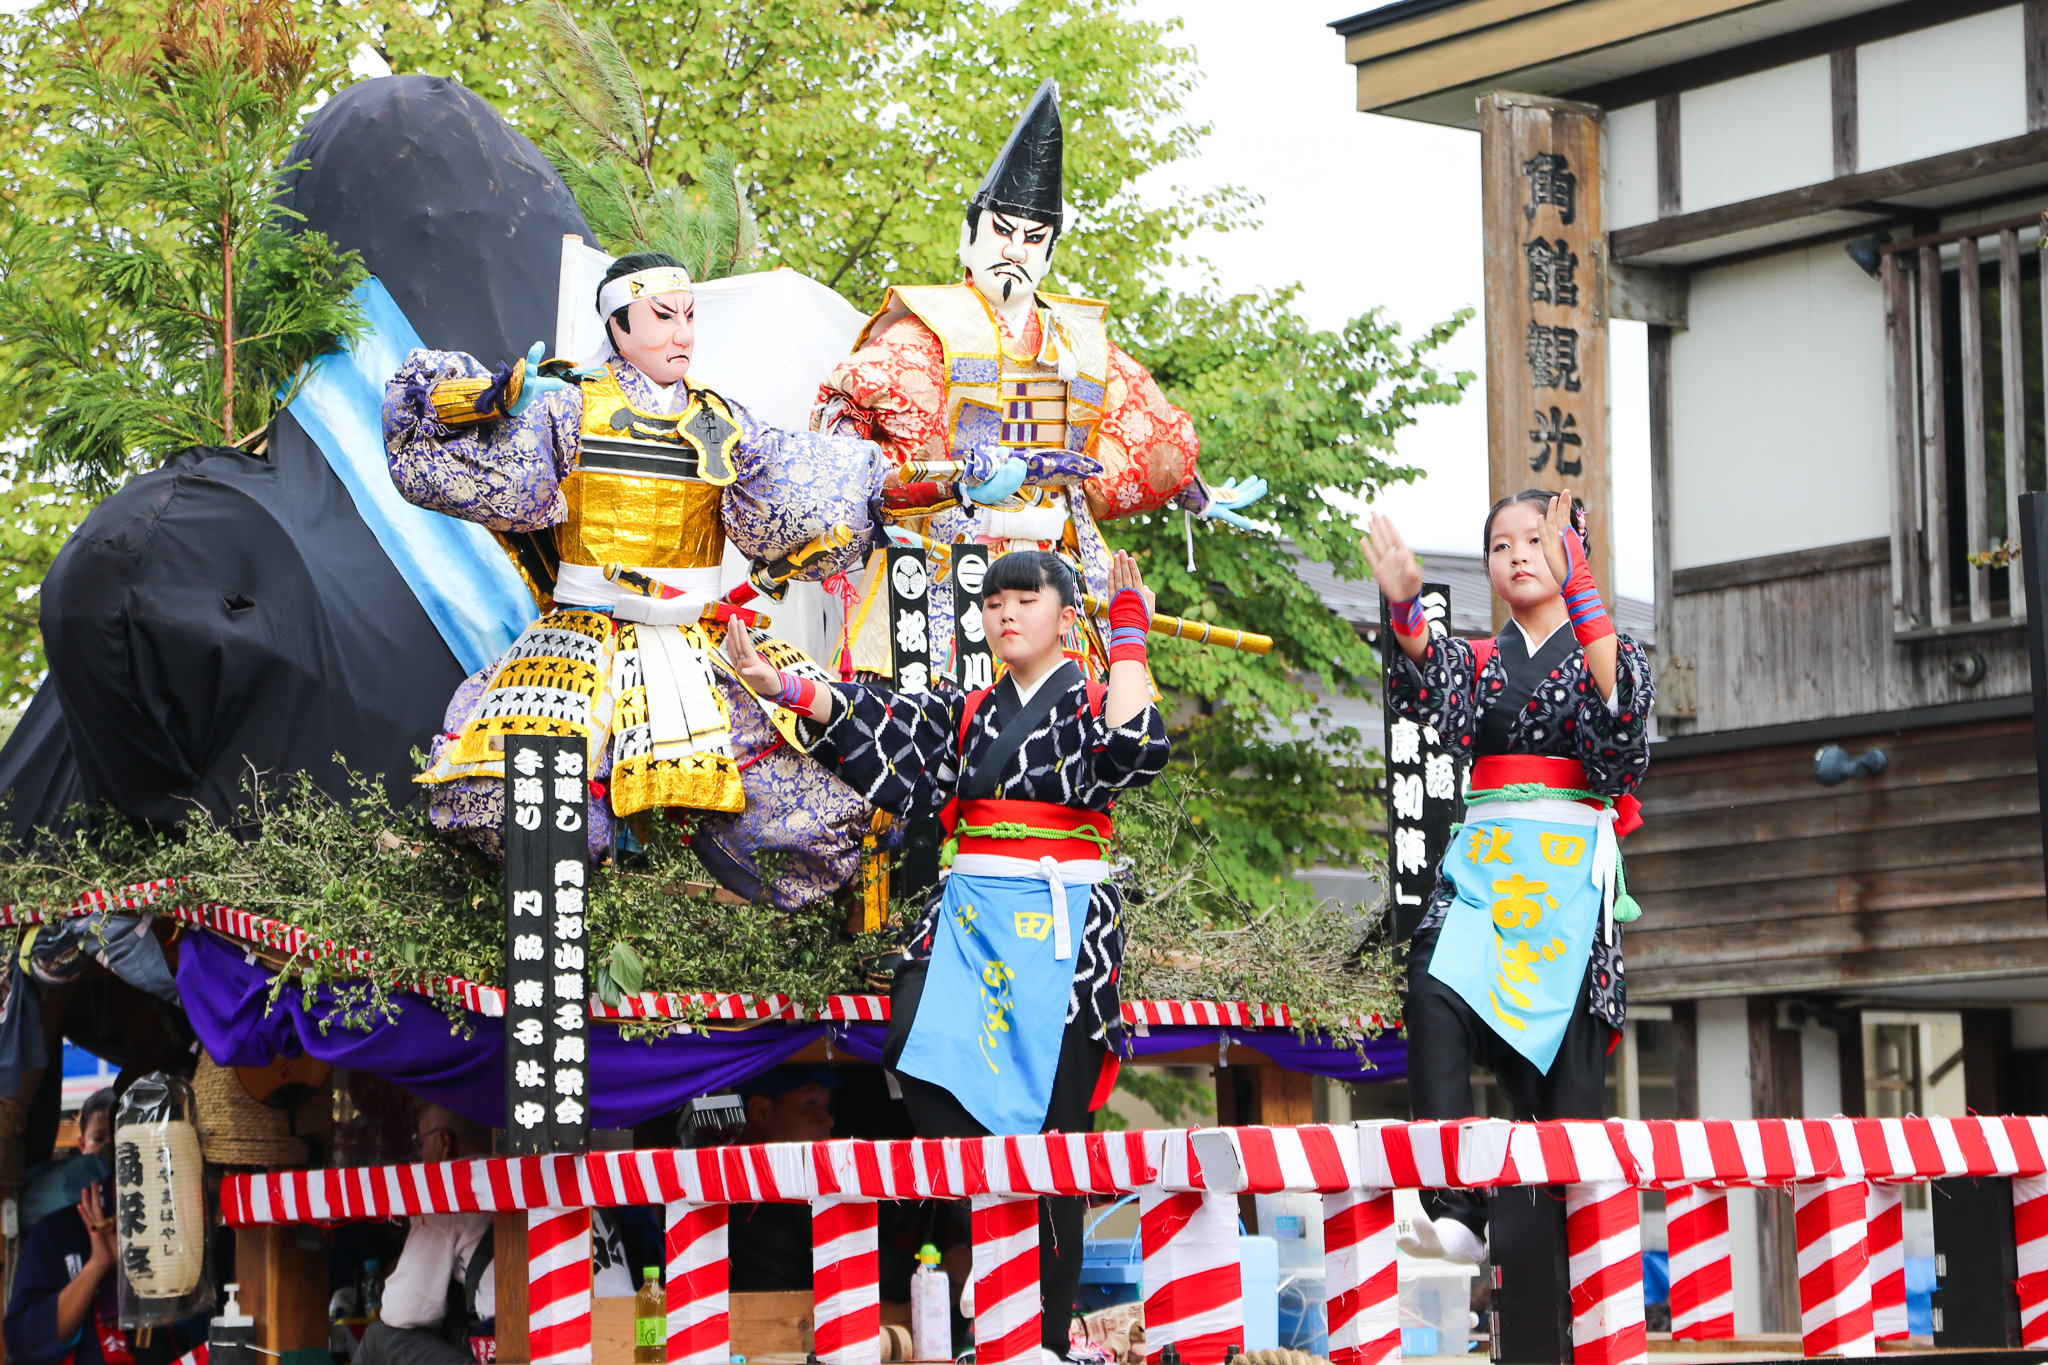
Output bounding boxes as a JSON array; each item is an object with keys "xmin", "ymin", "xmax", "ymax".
[
  {"xmin": 176, "ymin": 931, "xmax": 1402, "ymax": 1131},
  {"xmin": 178, "ymin": 931, "xmax": 821, "ymax": 1129}
]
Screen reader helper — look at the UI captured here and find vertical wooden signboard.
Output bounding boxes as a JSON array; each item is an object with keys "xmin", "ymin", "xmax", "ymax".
[
  {"xmin": 952, "ymin": 545, "xmax": 995, "ymax": 691},
  {"xmin": 1381, "ymin": 583, "xmax": 1460, "ymax": 950},
  {"xmin": 1481, "ymin": 92, "xmax": 1611, "ymax": 626},
  {"xmin": 887, "ymin": 545, "xmax": 932, "ymax": 693},
  {"xmin": 504, "ymin": 733, "xmax": 592, "ymax": 1156}
]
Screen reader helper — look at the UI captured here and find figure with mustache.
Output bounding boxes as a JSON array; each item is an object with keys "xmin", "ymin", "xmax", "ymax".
[{"xmin": 814, "ymin": 79, "xmax": 1265, "ymax": 679}]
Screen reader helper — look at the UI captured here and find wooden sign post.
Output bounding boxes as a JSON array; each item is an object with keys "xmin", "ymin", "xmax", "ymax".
[
  {"xmin": 504, "ymin": 733, "xmax": 592, "ymax": 1157},
  {"xmin": 1481, "ymin": 91, "xmax": 1611, "ymax": 626},
  {"xmin": 1381, "ymin": 582, "xmax": 1459, "ymax": 951}
]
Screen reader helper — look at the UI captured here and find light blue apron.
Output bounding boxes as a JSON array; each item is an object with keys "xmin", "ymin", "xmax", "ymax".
[
  {"xmin": 895, "ymin": 871, "xmax": 1086, "ymax": 1135},
  {"xmin": 1427, "ymin": 796, "xmax": 1618, "ymax": 1073}
]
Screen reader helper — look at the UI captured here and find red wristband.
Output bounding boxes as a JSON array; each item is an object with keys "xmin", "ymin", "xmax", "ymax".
[
  {"xmin": 1560, "ymin": 528, "xmax": 1613, "ymax": 646},
  {"xmin": 1107, "ymin": 589, "xmax": 1150, "ymax": 666}
]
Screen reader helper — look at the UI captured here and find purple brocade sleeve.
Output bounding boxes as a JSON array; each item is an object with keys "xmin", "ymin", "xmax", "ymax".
[
  {"xmin": 720, "ymin": 400, "xmax": 887, "ymax": 579},
  {"xmin": 383, "ymin": 348, "xmax": 584, "ymax": 532}
]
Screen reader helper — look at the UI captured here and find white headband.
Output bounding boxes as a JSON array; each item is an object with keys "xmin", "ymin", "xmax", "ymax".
[{"xmin": 597, "ymin": 265, "xmax": 693, "ymax": 317}]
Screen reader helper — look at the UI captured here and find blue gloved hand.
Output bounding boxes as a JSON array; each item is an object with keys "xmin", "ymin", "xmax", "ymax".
[
  {"xmin": 1199, "ymin": 475, "xmax": 1269, "ymax": 531},
  {"xmin": 1020, "ymin": 448, "xmax": 1103, "ymax": 485},
  {"xmin": 963, "ymin": 452, "xmax": 1028, "ymax": 505},
  {"xmin": 508, "ymin": 341, "xmax": 568, "ymax": 417},
  {"xmin": 883, "ymin": 524, "xmax": 925, "ymax": 548}
]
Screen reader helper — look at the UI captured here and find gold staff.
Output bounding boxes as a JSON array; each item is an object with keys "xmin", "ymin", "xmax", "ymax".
[{"xmin": 1081, "ymin": 593, "xmax": 1272, "ymax": 656}]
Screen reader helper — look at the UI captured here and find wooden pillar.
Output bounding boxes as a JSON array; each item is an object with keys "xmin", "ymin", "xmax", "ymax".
[
  {"xmin": 234, "ymin": 1224, "xmax": 328, "ymax": 1352},
  {"xmin": 1480, "ymin": 91, "xmax": 1611, "ymax": 629},
  {"xmin": 496, "ymin": 1209, "xmax": 531, "ymax": 1363},
  {"xmin": 1748, "ymin": 998, "xmax": 1803, "ymax": 1335}
]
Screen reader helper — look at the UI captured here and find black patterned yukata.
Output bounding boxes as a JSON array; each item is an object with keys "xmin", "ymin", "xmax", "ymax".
[
  {"xmin": 1386, "ymin": 621, "xmax": 1653, "ymax": 1239},
  {"xmin": 810, "ymin": 663, "xmax": 1170, "ymax": 1042}
]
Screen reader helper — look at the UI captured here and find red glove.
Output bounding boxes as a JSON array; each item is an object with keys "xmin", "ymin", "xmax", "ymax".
[
  {"xmin": 1561, "ymin": 528, "xmax": 1613, "ymax": 645},
  {"xmin": 1107, "ymin": 589, "xmax": 1150, "ymax": 666}
]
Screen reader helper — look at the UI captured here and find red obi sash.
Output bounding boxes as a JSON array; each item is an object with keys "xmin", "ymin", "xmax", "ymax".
[
  {"xmin": 942, "ymin": 798, "xmax": 1113, "ymax": 863},
  {"xmin": 1469, "ymin": 755, "xmax": 1643, "ymax": 837}
]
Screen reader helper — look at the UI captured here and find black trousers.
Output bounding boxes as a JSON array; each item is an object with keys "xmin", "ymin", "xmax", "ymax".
[
  {"xmin": 886, "ymin": 962, "xmax": 1104, "ymax": 1353},
  {"xmin": 1405, "ymin": 930, "xmax": 1610, "ymax": 1236}
]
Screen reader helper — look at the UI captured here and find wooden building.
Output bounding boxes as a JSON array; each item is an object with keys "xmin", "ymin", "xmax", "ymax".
[{"xmin": 1333, "ymin": 0, "xmax": 2048, "ymax": 1333}]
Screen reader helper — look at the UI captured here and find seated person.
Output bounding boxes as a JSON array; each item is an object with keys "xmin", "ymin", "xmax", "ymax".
[
  {"xmin": 2, "ymin": 1088, "xmax": 191, "ymax": 1365},
  {"xmin": 727, "ymin": 1067, "xmax": 841, "ymax": 1294},
  {"xmin": 724, "ymin": 1068, "xmax": 922, "ymax": 1302},
  {"xmin": 357, "ymin": 1103, "xmax": 495, "ymax": 1365}
]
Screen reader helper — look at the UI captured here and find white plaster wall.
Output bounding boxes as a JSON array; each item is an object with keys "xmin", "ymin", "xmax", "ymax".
[
  {"xmin": 1669, "ymin": 244, "xmax": 1891, "ymax": 569},
  {"xmin": 1800, "ymin": 1022, "xmax": 1843, "ymax": 1119},
  {"xmin": 1696, "ymin": 998, "xmax": 1761, "ymax": 1335},
  {"xmin": 1605, "ymin": 100, "xmax": 1659, "ymax": 230},
  {"xmin": 1679, "ymin": 57, "xmax": 1832, "ymax": 212},
  {"xmin": 1858, "ymin": 6, "xmax": 2026, "ymax": 172}
]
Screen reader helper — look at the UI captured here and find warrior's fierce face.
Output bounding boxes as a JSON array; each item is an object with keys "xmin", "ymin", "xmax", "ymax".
[
  {"xmin": 609, "ymin": 290, "xmax": 696, "ymax": 386},
  {"xmin": 960, "ymin": 210, "xmax": 1054, "ymax": 321}
]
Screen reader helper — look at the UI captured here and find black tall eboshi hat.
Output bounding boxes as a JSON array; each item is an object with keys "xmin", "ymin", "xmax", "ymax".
[{"xmin": 968, "ymin": 78, "xmax": 1064, "ymax": 230}]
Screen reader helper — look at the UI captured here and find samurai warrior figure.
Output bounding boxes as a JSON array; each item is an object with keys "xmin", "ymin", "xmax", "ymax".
[
  {"xmin": 383, "ymin": 253, "xmax": 888, "ymax": 903},
  {"xmin": 724, "ymin": 546, "xmax": 1167, "ymax": 1350},
  {"xmin": 814, "ymin": 79, "xmax": 1265, "ymax": 677}
]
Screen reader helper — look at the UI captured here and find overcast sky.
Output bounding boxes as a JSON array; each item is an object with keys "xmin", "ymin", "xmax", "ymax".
[{"xmin": 1128, "ymin": 0, "xmax": 1657, "ymax": 602}]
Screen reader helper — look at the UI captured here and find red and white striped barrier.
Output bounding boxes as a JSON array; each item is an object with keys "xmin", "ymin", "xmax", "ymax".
[
  {"xmin": 2014, "ymin": 1172, "xmax": 2048, "ymax": 1346},
  {"xmin": 1792, "ymin": 1177, "xmax": 1873, "ymax": 1358},
  {"xmin": 1665, "ymin": 1184, "xmax": 1733, "ymax": 1340},
  {"xmin": 1322, "ymin": 1187, "xmax": 1396, "ymax": 1365},
  {"xmin": 1864, "ymin": 1182, "xmax": 1905, "ymax": 1342},
  {"xmin": 1566, "ymin": 1181, "xmax": 1645, "ymax": 1365},
  {"xmin": 664, "ymin": 1201, "xmax": 729, "ymax": 1365},
  {"xmin": 972, "ymin": 1194, "xmax": 1043, "ymax": 1365},
  {"xmin": 218, "ymin": 1117, "xmax": 2048, "ymax": 1363},
  {"xmin": 529, "ymin": 1205, "xmax": 594, "ymax": 1364},
  {"xmin": 811, "ymin": 1197, "xmax": 881, "ymax": 1365}
]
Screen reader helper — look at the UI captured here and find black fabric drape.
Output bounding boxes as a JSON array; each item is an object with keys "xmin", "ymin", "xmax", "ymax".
[{"xmin": 0, "ymin": 74, "xmax": 594, "ymax": 838}]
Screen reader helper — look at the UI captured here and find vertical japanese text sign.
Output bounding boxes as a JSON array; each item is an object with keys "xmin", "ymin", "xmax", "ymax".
[
  {"xmin": 1480, "ymin": 91, "xmax": 1610, "ymax": 620},
  {"xmin": 505, "ymin": 733, "xmax": 592, "ymax": 1156},
  {"xmin": 887, "ymin": 544, "xmax": 932, "ymax": 693},
  {"xmin": 952, "ymin": 545, "xmax": 995, "ymax": 691},
  {"xmin": 1382, "ymin": 584, "xmax": 1460, "ymax": 949}
]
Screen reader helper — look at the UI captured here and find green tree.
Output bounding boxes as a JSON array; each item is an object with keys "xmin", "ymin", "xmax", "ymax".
[
  {"xmin": 1111, "ymin": 288, "xmax": 1471, "ymax": 904},
  {"xmin": 0, "ymin": 0, "xmax": 365, "ymax": 491}
]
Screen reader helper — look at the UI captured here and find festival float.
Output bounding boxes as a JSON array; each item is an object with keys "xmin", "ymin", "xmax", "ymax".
[{"xmin": 0, "ymin": 24, "xmax": 1398, "ymax": 1364}]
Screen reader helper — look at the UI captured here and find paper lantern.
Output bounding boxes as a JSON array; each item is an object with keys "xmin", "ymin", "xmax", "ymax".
[{"xmin": 115, "ymin": 1074, "xmax": 213, "ymax": 1324}]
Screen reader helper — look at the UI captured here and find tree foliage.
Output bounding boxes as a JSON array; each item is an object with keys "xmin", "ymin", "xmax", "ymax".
[
  {"xmin": 1108, "ymin": 289, "xmax": 1472, "ymax": 897},
  {"xmin": 522, "ymin": 0, "xmax": 759, "ymax": 277},
  {"xmin": 0, "ymin": 0, "xmax": 366, "ymax": 491}
]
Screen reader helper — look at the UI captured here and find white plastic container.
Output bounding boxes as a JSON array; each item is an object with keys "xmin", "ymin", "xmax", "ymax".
[
  {"xmin": 1254, "ymin": 1193, "xmax": 1325, "ymax": 1272},
  {"xmin": 911, "ymin": 1246, "xmax": 951, "ymax": 1362},
  {"xmin": 1239, "ymin": 1234, "xmax": 1279, "ymax": 1351}
]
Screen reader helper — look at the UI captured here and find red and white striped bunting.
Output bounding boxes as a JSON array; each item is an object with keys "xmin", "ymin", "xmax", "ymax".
[
  {"xmin": 13, "ymin": 881, "xmax": 1318, "ymax": 1031},
  {"xmin": 811, "ymin": 1197, "xmax": 881, "ymax": 1365},
  {"xmin": 1323, "ymin": 1187, "xmax": 1397, "ymax": 1365},
  {"xmin": 665, "ymin": 1199, "xmax": 730, "ymax": 1365},
  {"xmin": 1793, "ymin": 1178, "xmax": 1874, "ymax": 1358},
  {"xmin": 1864, "ymin": 1183, "xmax": 1906, "ymax": 1342}
]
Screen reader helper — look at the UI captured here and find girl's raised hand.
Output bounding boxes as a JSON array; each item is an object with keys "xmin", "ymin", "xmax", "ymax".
[
  {"xmin": 1360, "ymin": 512, "xmax": 1424, "ymax": 604},
  {"xmin": 721, "ymin": 620, "xmax": 782, "ymax": 696},
  {"xmin": 1538, "ymin": 491, "xmax": 1575, "ymax": 589},
  {"xmin": 1106, "ymin": 550, "xmax": 1155, "ymax": 618}
]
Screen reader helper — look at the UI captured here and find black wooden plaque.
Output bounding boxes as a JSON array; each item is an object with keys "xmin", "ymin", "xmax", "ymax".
[
  {"xmin": 1381, "ymin": 582, "xmax": 1460, "ymax": 948},
  {"xmin": 503, "ymin": 733, "xmax": 592, "ymax": 1155},
  {"xmin": 886, "ymin": 544, "xmax": 932, "ymax": 693},
  {"xmin": 952, "ymin": 544, "xmax": 994, "ymax": 691}
]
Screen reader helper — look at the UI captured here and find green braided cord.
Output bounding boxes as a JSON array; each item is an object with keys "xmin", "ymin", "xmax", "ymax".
[
  {"xmin": 1465, "ymin": 781, "xmax": 1611, "ymax": 808},
  {"xmin": 951, "ymin": 821, "xmax": 1114, "ymax": 854}
]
